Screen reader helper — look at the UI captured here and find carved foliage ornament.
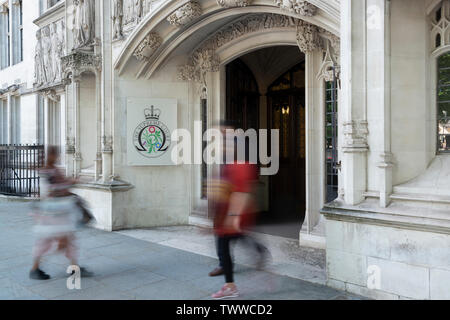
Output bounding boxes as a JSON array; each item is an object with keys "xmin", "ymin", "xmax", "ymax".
[
  {"xmin": 178, "ymin": 13, "xmax": 299, "ymax": 82},
  {"xmin": 217, "ymin": 0, "xmax": 252, "ymax": 7},
  {"xmin": 61, "ymin": 51, "xmax": 102, "ymax": 80},
  {"xmin": 134, "ymin": 32, "xmax": 162, "ymax": 61},
  {"xmin": 296, "ymin": 20, "xmax": 322, "ymax": 53},
  {"xmin": 274, "ymin": 0, "xmax": 317, "ymax": 17},
  {"xmin": 167, "ymin": 1, "xmax": 202, "ymax": 27}
]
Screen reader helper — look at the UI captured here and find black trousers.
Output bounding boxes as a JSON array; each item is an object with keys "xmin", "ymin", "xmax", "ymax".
[{"xmin": 217, "ymin": 234, "xmax": 267, "ymax": 283}]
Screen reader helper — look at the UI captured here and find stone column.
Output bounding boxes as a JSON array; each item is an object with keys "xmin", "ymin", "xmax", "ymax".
[
  {"xmin": 340, "ymin": 0, "xmax": 369, "ymax": 205},
  {"xmin": 297, "ymin": 22, "xmax": 325, "ymax": 234},
  {"xmin": 367, "ymin": 0, "xmax": 394, "ymax": 207},
  {"xmin": 6, "ymin": 94, "xmax": 11, "ymax": 144},
  {"xmin": 101, "ymin": 0, "xmax": 113, "ymax": 183},
  {"xmin": 95, "ymin": 72, "xmax": 102, "ymax": 181},
  {"xmin": 72, "ymin": 76, "xmax": 82, "ymax": 177}
]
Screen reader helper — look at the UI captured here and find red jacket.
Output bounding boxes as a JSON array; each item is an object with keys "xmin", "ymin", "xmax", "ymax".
[{"xmin": 213, "ymin": 162, "xmax": 258, "ymax": 236}]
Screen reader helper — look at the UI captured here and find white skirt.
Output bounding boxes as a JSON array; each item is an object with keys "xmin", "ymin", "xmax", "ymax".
[{"xmin": 32, "ymin": 196, "xmax": 82, "ymax": 237}]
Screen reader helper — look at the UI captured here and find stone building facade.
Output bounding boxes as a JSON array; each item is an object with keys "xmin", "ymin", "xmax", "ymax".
[{"xmin": 0, "ymin": 0, "xmax": 449, "ymax": 300}]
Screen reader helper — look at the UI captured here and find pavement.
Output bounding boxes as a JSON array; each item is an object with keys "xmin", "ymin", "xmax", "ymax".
[{"xmin": 0, "ymin": 201, "xmax": 362, "ymax": 300}]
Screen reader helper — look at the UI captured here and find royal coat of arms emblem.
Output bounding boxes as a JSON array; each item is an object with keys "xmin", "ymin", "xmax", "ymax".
[{"xmin": 133, "ymin": 106, "xmax": 171, "ymax": 158}]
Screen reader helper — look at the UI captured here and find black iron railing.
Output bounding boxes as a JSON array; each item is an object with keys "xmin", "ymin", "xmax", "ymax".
[{"xmin": 0, "ymin": 145, "xmax": 45, "ymax": 198}]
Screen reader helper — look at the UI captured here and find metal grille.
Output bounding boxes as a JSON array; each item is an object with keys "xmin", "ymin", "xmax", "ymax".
[
  {"xmin": 0, "ymin": 145, "xmax": 44, "ymax": 197},
  {"xmin": 325, "ymin": 69, "xmax": 339, "ymax": 203}
]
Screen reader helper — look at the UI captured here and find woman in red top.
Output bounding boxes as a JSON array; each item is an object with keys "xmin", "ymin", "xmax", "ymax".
[{"xmin": 210, "ymin": 122, "xmax": 270, "ymax": 299}]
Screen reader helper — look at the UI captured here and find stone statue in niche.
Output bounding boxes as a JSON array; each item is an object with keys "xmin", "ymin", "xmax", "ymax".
[
  {"xmin": 42, "ymin": 26, "xmax": 53, "ymax": 83},
  {"xmin": 34, "ymin": 30, "xmax": 45, "ymax": 86},
  {"xmin": 134, "ymin": 0, "xmax": 143, "ymax": 23},
  {"xmin": 55, "ymin": 20, "xmax": 66, "ymax": 81},
  {"xmin": 143, "ymin": 0, "xmax": 152, "ymax": 15},
  {"xmin": 123, "ymin": 0, "xmax": 134, "ymax": 24},
  {"xmin": 51, "ymin": 23, "xmax": 60, "ymax": 82},
  {"xmin": 112, "ymin": 0, "xmax": 123, "ymax": 39},
  {"xmin": 73, "ymin": 0, "xmax": 95, "ymax": 49}
]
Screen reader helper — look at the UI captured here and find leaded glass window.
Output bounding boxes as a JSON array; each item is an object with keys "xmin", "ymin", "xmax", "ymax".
[
  {"xmin": 325, "ymin": 72, "xmax": 338, "ymax": 202},
  {"xmin": 437, "ymin": 52, "xmax": 450, "ymax": 153}
]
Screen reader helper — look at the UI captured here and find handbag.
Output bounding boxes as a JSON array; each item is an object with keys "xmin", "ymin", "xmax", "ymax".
[{"xmin": 73, "ymin": 195, "xmax": 94, "ymax": 225}]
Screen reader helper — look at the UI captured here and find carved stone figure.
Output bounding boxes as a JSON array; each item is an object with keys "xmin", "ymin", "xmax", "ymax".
[
  {"xmin": 73, "ymin": 0, "xmax": 95, "ymax": 48},
  {"xmin": 134, "ymin": 0, "xmax": 143, "ymax": 23},
  {"xmin": 143, "ymin": 0, "xmax": 152, "ymax": 15},
  {"xmin": 274, "ymin": 0, "xmax": 317, "ymax": 16},
  {"xmin": 167, "ymin": 1, "xmax": 202, "ymax": 27},
  {"xmin": 124, "ymin": 0, "xmax": 134, "ymax": 24},
  {"xmin": 34, "ymin": 30, "xmax": 45, "ymax": 86},
  {"xmin": 296, "ymin": 20, "xmax": 322, "ymax": 53},
  {"xmin": 55, "ymin": 20, "xmax": 66, "ymax": 81},
  {"xmin": 133, "ymin": 32, "xmax": 162, "ymax": 61},
  {"xmin": 112, "ymin": 0, "xmax": 124, "ymax": 39},
  {"xmin": 217, "ymin": 0, "xmax": 252, "ymax": 7},
  {"xmin": 42, "ymin": 26, "xmax": 52, "ymax": 83},
  {"xmin": 51, "ymin": 23, "xmax": 60, "ymax": 82}
]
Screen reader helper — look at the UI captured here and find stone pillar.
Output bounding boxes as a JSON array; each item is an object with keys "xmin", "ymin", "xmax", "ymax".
[
  {"xmin": 95, "ymin": 72, "xmax": 102, "ymax": 181},
  {"xmin": 367, "ymin": 0, "xmax": 394, "ymax": 207},
  {"xmin": 6, "ymin": 94, "xmax": 11, "ymax": 144},
  {"xmin": 101, "ymin": 0, "xmax": 113, "ymax": 183},
  {"xmin": 72, "ymin": 76, "xmax": 82, "ymax": 177},
  {"xmin": 297, "ymin": 20, "xmax": 325, "ymax": 234},
  {"xmin": 341, "ymin": 0, "xmax": 369, "ymax": 205}
]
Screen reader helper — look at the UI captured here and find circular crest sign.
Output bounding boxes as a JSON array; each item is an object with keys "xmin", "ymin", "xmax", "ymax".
[{"xmin": 133, "ymin": 106, "xmax": 171, "ymax": 158}]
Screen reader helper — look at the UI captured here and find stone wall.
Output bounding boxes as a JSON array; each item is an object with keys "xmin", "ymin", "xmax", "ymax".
[{"xmin": 326, "ymin": 218, "xmax": 450, "ymax": 299}]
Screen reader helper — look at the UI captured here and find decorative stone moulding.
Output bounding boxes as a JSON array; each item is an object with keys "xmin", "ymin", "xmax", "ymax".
[
  {"xmin": 61, "ymin": 51, "xmax": 102, "ymax": 80},
  {"xmin": 65, "ymin": 137, "xmax": 76, "ymax": 154},
  {"xmin": 296, "ymin": 20, "xmax": 322, "ymax": 53},
  {"xmin": 216, "ymin": 0, "xmax": 252, "ymax": 8},
  {"xmin": 430, "ymin": 0, "xmax": 450, "ymax": 52},
  {"xmin": 274, "ymin": 0, "xmax": 317, "ymax": 16},
  {"xmin": 167, "ymin": 1, "xmax": 202, "ymax": 27},
  {"xmin": 102, "ymin": 135, "xmax": 114, "ymax": 153},
  {"xmin": 342, "ymin": 120, "xmax": 369, "ymax": 153},
  {"xmin": 133, "ymin": 32, "xmax": 163, "ymax": 61},
  {"xmin": 34, "ymin": 19, "xmax": 66, "ymax": 89},
  {"xmin": 178, "ymin": 13, "xmax": 300, "ymax": 82}
]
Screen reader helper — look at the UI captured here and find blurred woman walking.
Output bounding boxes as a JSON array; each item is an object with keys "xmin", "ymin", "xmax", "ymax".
[{"xmin": 29, "ymin": 146, "xmax": 92, "ymax": 280}]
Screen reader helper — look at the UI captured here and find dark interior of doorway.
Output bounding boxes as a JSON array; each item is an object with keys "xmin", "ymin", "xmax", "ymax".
[{"xmin": 225, "ymin": 47, "xmax": 306, "ymax": 240}]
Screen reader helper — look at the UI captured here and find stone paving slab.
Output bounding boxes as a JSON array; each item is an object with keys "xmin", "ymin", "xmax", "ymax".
[{"xmin": 0, "ymin": 202, "xmax": 363, "ymax": 300}]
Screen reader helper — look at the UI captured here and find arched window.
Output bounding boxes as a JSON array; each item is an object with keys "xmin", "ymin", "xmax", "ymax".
[{"xmin": 437, "ymin": 52, "xmax": 450, "ymax": 153}]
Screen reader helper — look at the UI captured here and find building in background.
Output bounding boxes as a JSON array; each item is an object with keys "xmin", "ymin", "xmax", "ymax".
[{"xmin": 0, "ymin": 0, "xmax": 449, "ymax": 300}]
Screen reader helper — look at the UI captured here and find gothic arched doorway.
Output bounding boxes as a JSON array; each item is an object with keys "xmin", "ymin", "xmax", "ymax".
[{"xmin": 225, "ymin": 47, "xmax": 306, "ymax": 239}]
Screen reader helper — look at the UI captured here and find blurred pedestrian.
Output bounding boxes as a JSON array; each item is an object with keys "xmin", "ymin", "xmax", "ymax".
[
  {"xmin": 29, "ymin": 146, "xmax": 93, "ymax": 280},
  {"xmin": 209, "ymin": 121, "xmax": 269, "ymax": 299}
]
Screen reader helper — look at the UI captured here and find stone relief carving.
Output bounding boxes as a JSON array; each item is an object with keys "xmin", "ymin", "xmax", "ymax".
[
  {"xmin": 296, "ymin": 20, "xmax": 322, "ymax": 53},
  {"xmin": 73, "ymin": 0, "xmax": 95, "ymax": 49},
  {"xmin": 317, "ymin": 40, "xmax": 337, "ymax": 82},
  {"xmin": 65, "ymin": 137, "xmax": 76, "ymax": 154},
  {"xmin": 102, "ymin": 135, "xmax": 114, "ymax": 153},
  {"xmin": 343, "ymin": 120, "xmax": 369, "ymax": 152},
  {"xmin": 61, "ymin": 51, "xmax": 102, "ymax": 80},
  {"xmin": 34, "ymin": 20, "xmax": 66, "ymax": 88},
  {"xmin": 216, "ymin": 0, "xmax": 252, "ymax": 7},
  {"xmin": 167, "ymin": 1, "xmax": 202, "ymax": 27},
  {"xmin": 112, "ymin": 0, "xmax": 124, "ymax": 40},
  {"xmin": 114, "ymin": 0, "xmax": 153, "ymax": 40},
  {"xmin": 178, "ymin": 14, "xmax": 299, "ymax": 82},
  {"xmin": 431, "ymin": 0, "xmax": 450, "ymax": 52},
  {"xmin": 274, "ymin": 0, "xmax": 317, "ymax": 16},
  {"xmin": 133, "ymin": 32, "xmax": 162, "ymax": 61}
]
